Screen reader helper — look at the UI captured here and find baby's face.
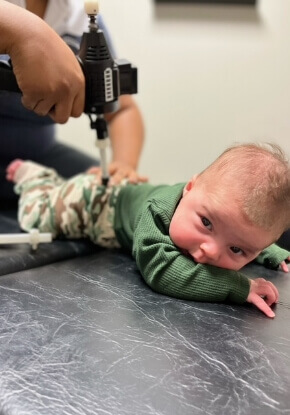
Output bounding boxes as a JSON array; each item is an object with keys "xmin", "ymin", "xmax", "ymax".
[{"xmin": 169, "ymin": 177, "xmax": 275, "ymax": 271}]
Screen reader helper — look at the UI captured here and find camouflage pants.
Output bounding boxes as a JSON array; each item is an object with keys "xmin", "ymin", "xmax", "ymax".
[{"xmin": 14, "ymin": 161, "xmax": 123, "ymax": 248}]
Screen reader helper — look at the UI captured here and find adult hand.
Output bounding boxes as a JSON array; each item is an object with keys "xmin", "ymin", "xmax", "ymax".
[
  {"xmin": 247, "ymin": 278, "xmax": 279, "ymax": 318},
  {"xmin": 2, "ymin": 3, "xmax": 85, "ymax": 123},
  {"xmin": 108, "ymin": 161, "xmax": 148, "ymax": 185},
  {"xmin": 87, "ymin": 162, "xmax": 148, "ymax": 186}
]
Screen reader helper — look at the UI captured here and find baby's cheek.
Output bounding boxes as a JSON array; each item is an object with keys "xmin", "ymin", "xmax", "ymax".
[
  {"xmin": 230, "ymin": 259, "xmax": 249, "ymax": 271},
  {"xmin": 170, "ymin": 226, "xmax": 188, "ymax": 248},
  {"xmin": 170, "ymin": 229, "xmax": 183, "ymax": 247}
]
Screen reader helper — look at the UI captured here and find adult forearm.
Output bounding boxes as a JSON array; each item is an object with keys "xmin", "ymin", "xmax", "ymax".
[
  {"xmin": 106, "ymin": 95, "xmax": 145, "ymax": 169},
  {"xmin": 0, "ymin": 1, "xmax": 34, "ymax": 54}
]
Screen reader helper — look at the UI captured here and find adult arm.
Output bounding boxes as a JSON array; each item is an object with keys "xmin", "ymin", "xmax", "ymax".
[
  {"xmin": 0, "ymin": 0, "xmax": 84, "ymax": 123},
  {"xmin": 105, "ymin": 95, "xmax": 147, "ymax": 184},
  {"xmin": 88, "ymin": 95, "xmax": 147, "ymax": 184}
]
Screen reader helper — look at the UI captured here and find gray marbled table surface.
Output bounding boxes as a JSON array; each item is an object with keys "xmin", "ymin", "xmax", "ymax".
[{"xmin": 0, "ymin": 248, "xmax": 289, "ymax": 415}]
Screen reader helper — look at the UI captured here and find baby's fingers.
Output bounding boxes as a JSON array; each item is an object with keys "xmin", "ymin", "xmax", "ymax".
[
  {"xmin": 264, "ymin": 281, "xmax": 279, "ymax": 305},
  {"xmin": 251, "ymin": 294, "xmax": 275, "ymax": 318},
  {"xmin": 280, "ymin": 261, "xmax": 289, "ymax": 273},
  {"xmin": 247, "ymin": 278, "xmax": 279, "ymax": 317}
]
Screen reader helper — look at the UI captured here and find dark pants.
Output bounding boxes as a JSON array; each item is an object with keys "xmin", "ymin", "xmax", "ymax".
[{"xmin": 277, "ymin": 229, "xmax": 290, "ymax": 251}]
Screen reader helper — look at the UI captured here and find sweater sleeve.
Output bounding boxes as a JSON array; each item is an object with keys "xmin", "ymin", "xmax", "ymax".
[
  {"xmin": 132, "ymin": 200, "xmax": 250, "ymax": 304},
  {"xmin": 255, "ymin": 243, "xmax": 290, "ymax": 270}
]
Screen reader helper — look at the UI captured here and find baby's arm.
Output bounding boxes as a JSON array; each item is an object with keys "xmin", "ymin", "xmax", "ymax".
[
  {"xmin": 133, "ymin": 203, "xmax": 250, "ymax": 304},
  {"xmin": 255, "ymin": 244, "xmax": 290, "ymax": 272},
  {"xmin": 133, "ymin": 202, "xmax": 280, "ymax": 318}
]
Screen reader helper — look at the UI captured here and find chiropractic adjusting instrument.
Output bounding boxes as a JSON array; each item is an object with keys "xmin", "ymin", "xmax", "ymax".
[{"xmin": 0, "ymin": 0, "xmax": 138, "ymax": 186}]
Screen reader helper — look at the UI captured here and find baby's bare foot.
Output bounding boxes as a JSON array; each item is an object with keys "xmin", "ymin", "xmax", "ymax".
[{"xmin": 6, "ymin": 159, "xmax": 24, "ymax": 182}]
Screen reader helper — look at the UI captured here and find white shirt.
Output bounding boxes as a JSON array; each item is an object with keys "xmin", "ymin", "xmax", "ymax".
[
  {"xmin": 6, "ymin": 0, "xmax": 89, "ymax": 36},
  {"xmin": 5, "ymin": 0, "xmax": 116, "ymax": 56}
]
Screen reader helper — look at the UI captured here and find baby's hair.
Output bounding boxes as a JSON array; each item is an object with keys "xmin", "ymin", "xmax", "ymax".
[{"xmin": 198, "ymin": 142, "xmax": 290, "ymax": 235}]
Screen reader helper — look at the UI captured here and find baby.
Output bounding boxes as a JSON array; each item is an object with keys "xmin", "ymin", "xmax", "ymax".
[{"xmin": 7, "ymin": 143, "xmax": 290, "ymax": 318}]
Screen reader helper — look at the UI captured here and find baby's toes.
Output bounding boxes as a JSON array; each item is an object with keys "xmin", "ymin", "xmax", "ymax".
[{"xmin": 6, "ymin": 159, "xmax": 24, "ymax": 182}]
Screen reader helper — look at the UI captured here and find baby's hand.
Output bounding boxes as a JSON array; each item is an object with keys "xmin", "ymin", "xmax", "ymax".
[
  {"xmin": 280, "ymin": 257, "xmax": 290, "ymax": 273},
  {"xmin": 247, "ymin": 278, "xmax": 279, "ymax": 318}
]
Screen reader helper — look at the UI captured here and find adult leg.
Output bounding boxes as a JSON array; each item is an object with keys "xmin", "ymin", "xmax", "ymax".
[{"xmin": 37, "ymin": 141, "xmax": 100, "ymax": 179}]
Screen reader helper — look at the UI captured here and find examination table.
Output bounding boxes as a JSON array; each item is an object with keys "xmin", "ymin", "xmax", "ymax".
[{"xmin": 0, "ymin": 206, "xmax": 289, "ymax": 415}]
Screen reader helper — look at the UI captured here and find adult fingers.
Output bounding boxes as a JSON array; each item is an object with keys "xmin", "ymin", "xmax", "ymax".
[
  {"xmin": 127, "ymin": 173, "xmax": 149, "ymax": 184},
  {"xmin": 70, "ymin": 88, "xmax": 85, "ymax": 118},
  {"xmin": 30, "ymin": 99, "xmax": 55, "ymax": 117},
  {"xmin": 48, "ymin": 97, "xmax": 74, "ymax": 124},
  {"xmin": 87, "ymin": 167, "xmax": 101, "ymax": 175},
  {"xmin": 136, "ymin": 174, "xmax": 149, "ymax": 183},
  {"xmin": 21, "ymin": 95, "xmax": 50, "ymax": 114},
  {"xmin": 109, "ymin": 170, "xmax": 126, "ymax": 185},
  {"xmin": 21, "ymin": 93, "xmax": 72, "ymax": 123}
]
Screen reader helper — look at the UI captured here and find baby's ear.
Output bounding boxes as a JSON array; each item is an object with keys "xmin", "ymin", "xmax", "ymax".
[{"xmin": 183, "ymin": 174, "xmax": 198, "ymax": 196}]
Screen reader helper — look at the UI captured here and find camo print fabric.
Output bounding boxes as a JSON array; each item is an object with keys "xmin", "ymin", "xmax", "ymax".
[{"xmin": 14, "ymin": 161, "xmax": 123, "ymax": 248}]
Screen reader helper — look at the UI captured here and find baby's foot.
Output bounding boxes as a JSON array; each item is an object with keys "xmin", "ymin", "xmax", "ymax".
[{"xmin": 6, "ymin": 159, "xmax": 24, "ymax": 182}]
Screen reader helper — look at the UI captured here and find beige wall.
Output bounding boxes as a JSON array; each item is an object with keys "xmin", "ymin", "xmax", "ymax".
[{"xmin": 58, "ymin": 0, "xmax": 290, "ymax": 184}]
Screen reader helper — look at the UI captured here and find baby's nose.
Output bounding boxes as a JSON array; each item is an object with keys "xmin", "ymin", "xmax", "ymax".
[{"xmin": 200, "ymin": 242, "xmax": 221, "ymax": 261}]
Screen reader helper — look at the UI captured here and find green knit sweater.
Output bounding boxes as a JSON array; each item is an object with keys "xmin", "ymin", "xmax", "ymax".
[{"xmin": 114, "ymin": 183, "xmax": 289, "ymax": 304}]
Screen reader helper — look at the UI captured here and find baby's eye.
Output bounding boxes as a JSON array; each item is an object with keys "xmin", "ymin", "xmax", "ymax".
[
  {"xmin": 201, "ymin": 216, "xmax": 212, "ymax": 230},
  {"xmin": 230, "ymin": 246, "xmax": 244, "ymax": 255}
]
